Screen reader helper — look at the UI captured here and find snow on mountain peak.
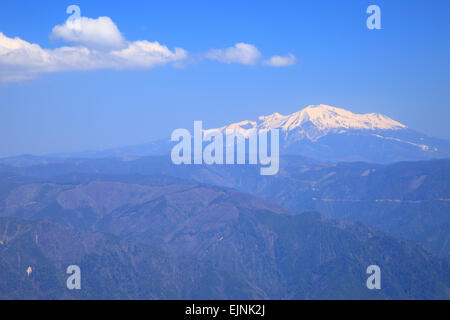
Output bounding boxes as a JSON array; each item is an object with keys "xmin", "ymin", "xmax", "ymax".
[
  {"xmin": 205, "ymin": 104, "xmax": 407, "ymax": 141},
  {"xmin": 260, "ymin": 104, "xmax": 406, "ymax": 131}
]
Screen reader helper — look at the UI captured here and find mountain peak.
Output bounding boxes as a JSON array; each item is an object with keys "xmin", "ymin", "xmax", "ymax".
[
  {"xmin": 209, "ymin": 104, "xmax": 407, "ymax": 141},
  {"xmin": 268, "ymin": 104, "xmax": 405, "ymax": 131}
]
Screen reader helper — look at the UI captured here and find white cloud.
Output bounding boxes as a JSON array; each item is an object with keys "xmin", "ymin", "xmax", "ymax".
[
  {"xmin": 263, "ymin": 53, "xmax": 297, "ymax": 67},
  {"xmin": 0, "ymin": 13, "xmax": 297, "ymax": 82},
  {"xmin": 0, "ymin": 11, "xmax": 188, "ymax": 81},
  {"xmin": 0, "ymin": 24, "xmax": 187, "ymax": 81},
  {"xmin": 111, "ymin": 40, "xmax": 187, "ymax": 68},
  {"xmin": 51, "ymin": 16, "xmax": 126, "ymax": 50},
  {"xmin": 206, "ymin": 43, "xmax": 261, "ymax": 65}
]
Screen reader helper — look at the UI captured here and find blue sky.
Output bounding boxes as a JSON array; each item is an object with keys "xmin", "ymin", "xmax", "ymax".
[{"xmin": 0, "ymin": 0, "xmax": 449, "ymax": 157}]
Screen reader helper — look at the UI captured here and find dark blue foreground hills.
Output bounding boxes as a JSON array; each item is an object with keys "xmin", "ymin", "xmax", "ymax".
[{"xmin": 0, "ymin": 158, "xmax": 449, "ymax": 299}]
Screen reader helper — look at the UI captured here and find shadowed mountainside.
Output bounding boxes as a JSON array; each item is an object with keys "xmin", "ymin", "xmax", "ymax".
[
  {"xmin": 1, "ymin": 156, "xmax": 447, "ymax": 258},
  {"xmin": 0, "ymin": 175, "xmax": 449, "ymax": 299}
]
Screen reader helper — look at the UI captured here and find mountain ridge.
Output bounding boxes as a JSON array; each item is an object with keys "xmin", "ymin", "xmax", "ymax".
[
  {"xmin": 206, "ymin": 104, "xmax": 407, "ymax": 141},
  {"xmin": 0, "ymin": 177, "xmax": 449, "ymax": 299},
  {"xmin": 1, "ymin": 104, "xmax": 450, "ymax": 164}
]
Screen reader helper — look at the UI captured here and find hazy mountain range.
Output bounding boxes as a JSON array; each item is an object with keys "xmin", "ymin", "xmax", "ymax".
[
  {"xmin": 0, "ymin": 174, "xmax": 449, "ymax": 299},
  {"xmin": 0, "ymin": 104, "xmax": 449, "ymax": 299},
  {"xmin": 4, "ymin": 104, "xmax": 447, "ymax": 165}
]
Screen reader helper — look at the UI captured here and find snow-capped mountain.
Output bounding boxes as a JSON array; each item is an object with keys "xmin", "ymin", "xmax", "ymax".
[
  {"xmin": 2, "ymin": 104, "xmax": 449, "ymax": 165},
  {"xmin": 205, "ymin": 104, "xmax": 406, "ymax": 141},
  {"xmin": 203, "ymin": 104, "xmax": 450, "ymax": 163}
]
